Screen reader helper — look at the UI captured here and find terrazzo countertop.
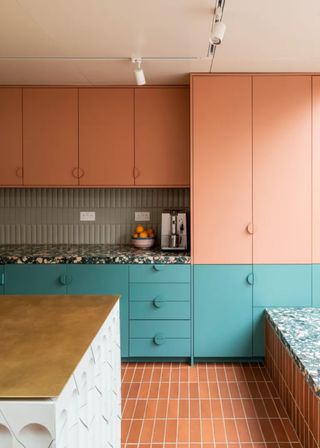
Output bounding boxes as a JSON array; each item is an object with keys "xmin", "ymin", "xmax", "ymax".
[
  {"xmin": 266, "ymin": 308, "xmax": 320, "ymax": 397},
  {"xmin": 0, "ymin": 244, "xmax": 191, "ymax": 265}
]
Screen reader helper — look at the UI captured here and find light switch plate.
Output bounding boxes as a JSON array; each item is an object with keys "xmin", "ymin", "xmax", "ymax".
[
  {"xmin": 135, "ymin": 211, "xmax": 150, "ymax": 221},
  {"xmin": 80, "ymin": 211, "xmax": 96, "ymax": 221}
]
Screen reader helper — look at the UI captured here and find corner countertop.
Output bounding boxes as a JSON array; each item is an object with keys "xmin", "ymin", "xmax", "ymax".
[
  {"xmin": 0, "ymin": 294, "xmax": 119, "ymax": 398},
  {"xmin": 0, "ymin": 244, "xmax": 191, "ymax": 265},
  {"xmin": 265, "ymin": 308, "xmax": 320, "ymax": 397}
]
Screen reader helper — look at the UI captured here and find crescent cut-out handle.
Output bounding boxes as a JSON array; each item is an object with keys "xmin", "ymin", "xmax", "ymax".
[
  {"xmin": 153, "ymin": 265, "xmax": 164, "ymax": 272},
  {"xmin": 16, "ymin": 167, "xmax": 23, "ymax": 178},
  {"xmin": 246, "ymin": 273, "xmax": 255, "ymax": 285},
  {"xmin": 246, "ymin": 223, "xmax": 255, "ymax": 234},
  {"xmin": 152, "ymin": 296, "xmax": 163, "ymax": 308},
  {"xmin": 59, "ymin": 274, "xmax": 72, "ymax": 286},
  {"xmin": 153, "ymin": 333, "xmax": 166, "ymax": 345}
]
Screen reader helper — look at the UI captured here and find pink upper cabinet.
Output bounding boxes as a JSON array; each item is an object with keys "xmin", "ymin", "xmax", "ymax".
[
  {"xmin": 0, "ymin": 88, "xmax": 23, "ymax": 186},
  {"xmin": 23, "ymin": 88, "xmax": 78, "ymax": 186},
  {"xmin": 79, "ymin": 89, "xmax": 134, "ymax": 186},
  {"xmin": 192, "ymin": 75, "xmax": 253, "ymax": 264},
  {"xmin": 313, "ymin": 77, "xmax": 320, "ymax": 264},
  {"xmin": 253, "ymin": 76, "xmax": 312, "ymax": 264},
  {"xmin": 135, "ymin": 87, "xmax": 190, "ymax": 186}
]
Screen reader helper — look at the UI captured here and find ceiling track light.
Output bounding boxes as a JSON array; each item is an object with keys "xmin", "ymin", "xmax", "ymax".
[
  {"xmin": 209, "ymin": 0, "xmax": 226, "ymax": 49},
  {"xmin": 132, "ymin": 58, "xmax": 146, "ymax": 86}
]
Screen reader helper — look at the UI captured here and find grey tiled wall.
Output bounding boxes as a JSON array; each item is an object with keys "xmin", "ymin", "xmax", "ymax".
[{"xmin": 0, "ymin": 188, "xmax": 190, "ymax": 244}]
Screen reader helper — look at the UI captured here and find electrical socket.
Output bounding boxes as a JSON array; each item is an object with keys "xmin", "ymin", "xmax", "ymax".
[
  {"xmin": 135, "ymin": 211, "xmax": 150, "ymax": 221},
  {"xmin": 80, "ymin": 211, "xmax": 96, "ymax": 222}
]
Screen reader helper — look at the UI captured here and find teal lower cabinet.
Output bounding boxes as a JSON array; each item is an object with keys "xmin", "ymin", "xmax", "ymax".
[
  {"xmin": 129, "ymin": 264, "xmax": 192, "ymax": 359},
  {"xmin": 194, "ymin": 265, "xmax": 253, "ymax": 358},
  {"xmin": 66, "ymin": 265, "xmax": 129, "ymax": 357},
  {"xmin": 129, "ymin": 320, "xmax": 190, "ymax": 357},
  {"xmin": 253, "ymin": 265, "xmax": 312, "ymax": 307},
  {"xmin": 4, "ymin": 264, "xmax": 67, "ymax": 294},
  {"xmin": 0, "ymin": 266, "xmax": 4, "ymax": 294},
  {"xmin": 313, "ymin": 264, "xmax": 320, "ymax": 306},
  {"xmin": 253, "ymin": 307, "xmax": 266, "ymax": 357}
]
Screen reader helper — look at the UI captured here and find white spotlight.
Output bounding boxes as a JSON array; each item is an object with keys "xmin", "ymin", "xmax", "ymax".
[
  {"xmin": 132, "ymin": 58, "xmax": 146, "ymax": 86},
  {"xmin": 210, "ymin": 21, "xmax": 226, "ymax": 45}
]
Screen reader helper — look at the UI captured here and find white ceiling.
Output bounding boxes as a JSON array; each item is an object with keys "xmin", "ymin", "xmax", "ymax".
[{"xmin": 0, "ymin": 0, "xmax": 320, "ymax": 85}]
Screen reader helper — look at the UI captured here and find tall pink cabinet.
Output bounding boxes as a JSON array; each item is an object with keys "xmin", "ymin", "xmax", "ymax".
[
  {"xmin": 192, "ymin": 76, "xmax": 252, "ymax": 264},
  {"xmin": 192, "ymin": 74, "xmax": 313, "ymax": 265}
]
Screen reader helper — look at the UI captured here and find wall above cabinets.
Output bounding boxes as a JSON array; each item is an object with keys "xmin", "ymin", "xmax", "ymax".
[{"xmin": 0, "ymin": 86, "xmax": 190, "ymax": 188}]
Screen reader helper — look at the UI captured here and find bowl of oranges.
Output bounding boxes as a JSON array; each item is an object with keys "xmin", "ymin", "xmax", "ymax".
[{"xmin": 131, "ymin": 225, "xmax": 156, "ymax": 249}]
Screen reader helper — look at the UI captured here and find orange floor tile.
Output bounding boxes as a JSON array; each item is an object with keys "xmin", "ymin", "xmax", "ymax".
[{"xmin": 121, "ymin": 362, "xmax": 303, "ymax": 448}]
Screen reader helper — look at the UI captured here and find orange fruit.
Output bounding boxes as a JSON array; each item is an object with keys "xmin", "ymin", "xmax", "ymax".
[
  {"xmin": 135, "ymin": 225, "xmax": 144, "ymax": 234},
  {"xmin": 132, "ymin": 233, "xmax": 139, "ymax": 238},
  {"xmin": 139, "ymin": 231, "xmax": 148, "ymax": 238},
  {"xmin": 147, "ymin": 229, "xmax": 155, "ymax": 237}
]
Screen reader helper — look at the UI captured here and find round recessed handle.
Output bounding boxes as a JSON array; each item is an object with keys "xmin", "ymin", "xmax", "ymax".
[
  {"xmin": 246, "ymin": 273, "xmax": 255, "ymax": 285},
  {"xmin": 16, "ymin": 167, "xmax": 23, "ymax": 178},
  {"xmin": 153, "ymin": 333, "xmax": 166, "ymax": 346},
  {"xmin": 246, "ymin": 223, "xmax": 255, "ymax": 235},
  {"xmin": 152, "ymin": 265, "xmax": 164, "ymax": 272},
  {"xmin": 72, "ymin": 167, "xmax": 85, "ymax": 179},
  {"xmin": 152, "ymin": 296, "xmax": 163, "ymax": 308},
  {"xmin": 59, "ymin": 274, "xmax": 72, "ymax": 286}
]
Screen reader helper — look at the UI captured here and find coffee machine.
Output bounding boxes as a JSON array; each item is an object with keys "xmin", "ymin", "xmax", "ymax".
[{"xmin": 161, "ymin": 209, "xmax": 188, "ymax": 251}]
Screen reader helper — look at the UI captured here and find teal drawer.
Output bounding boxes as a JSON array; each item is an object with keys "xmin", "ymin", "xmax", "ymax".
[
  {"xmin": 130, "ymin": 338, "xmax": 190, "ymax": 357},
  {"xmin": 4, "ymin": 264, "xmax": 67, "ymax": 294},
  {"xmin": 130, "ymin": 283, "xmax": 190, "ymax": 302},
  {"xmin": 129, "ymin": 265, "xmax": 190, "ymax": 283},
  {"xmin": 130, "ymin": 300, "xmax": 190, "ymax": 319},
  {"xmin": 253, "ymin": 265, "xmax": 312, "ymax": 307},
  {"xmin": 130, "ymin": 320, "xmax": 190, "ymax": 338}
]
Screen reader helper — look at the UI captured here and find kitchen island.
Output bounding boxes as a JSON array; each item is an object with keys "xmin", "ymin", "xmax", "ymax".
[{"xmin": 0, "ymin": 294, "xmax": 121, "ymax": 448}]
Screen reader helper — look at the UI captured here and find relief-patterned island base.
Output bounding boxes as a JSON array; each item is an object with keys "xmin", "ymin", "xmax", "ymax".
[
  {"xmin": 0, "ymin": 297, "xmax": 121, "ymax": 448},
  {"xmin": 0, "ymin": 244, "xmax": 191, "ymax": 265},
  {"xmin": 265, "ymin": 308, "xmax": 320, "ymax": 448}
]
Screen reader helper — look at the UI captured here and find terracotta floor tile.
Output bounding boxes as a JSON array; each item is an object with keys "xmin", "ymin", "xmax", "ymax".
[
  {"xmin": 221, "ymin": 399, "xmax": 234, "ymax": 418},
  {"xmin": 236, "ymin": 418, "xmax": 251, "ymax": 443},
  {"xmin": 127, "ymin": 419, "xmax": 143, "ymax": 443},
  {"xmin": 225, "ymin": 419, "xmax": 239, "ymax": 443},
  {"xmin": 144, "ymin": 399, "xmax": 158, "ymax": 419},
  {"xmin": 140, "ymin": 420, "xmax": 155, "ymax": 443},
  {"xmin": 247, "ymin": 419, "xmax": 265, "ymax": 443},
  {"xmin": 161, "ymin": 367, "xmax": 171, "ymax": 382},
  {"xmin": 270, "ymin": 418, "xmax": 289, "ymax": 442},
  {"xmin": 155, "ymin": 400, "xmax": 168, "ymax": 418},
  {"xmin": 190, "ymin": 399, "xmax": 201, "ymax": 418},
  {"xmin": 169, "ymin": 382, "xmax": 179, "ymax": 399},
  {"xmin": 200, "ymin": 399, "xmax": 212, "ymax": 418},
  {"xmin": 159, "ymin": 382, "xmax": 169, "ymax": 398},
  {"xmin": 138, "ymin": 383, "xmax": 150, "ymax": 399},
  {"xmin": 253, "ymin": 398, "xmax": 268, "ymax": 418},
  {"xmin": 211, "ymin": 399, "xmax": 223, "ymax": 418},
  {"xmin": 177, "ymin": 419, "xmax": 190, "ymax": 442},
  {"xmin": 189, "ymin": 419, "xmax": 201, "ymax": 442},
  {"xmin": 209, "ymin": 382, "xmax": 220, "ymax": 398},
  {"xmin": 201, "ymin": 418, "xmax": 214, "ymax": 443},
  {"xmin": 152, "ymin": 419, "xmax": 166, "ymax": 443},
  {"xmin": 178, "ymin": 399, "xmax": 189, "ymax": 418},
  {"xmin": 233, "ymin": 399, "xmax": 246, "ymax": 418},
  {"xmin": 189, "ymin": 382, "xmax": 199, "ymax": 398},
  {"xmin": 165, "ymin": 419, "xmax": 178, "ymax": 443},
  {"xmin": 259, "ymin": 418, "xmax": 277, "ymax": 442},
  {"xmin": 213, "ymin": 419, "xmax": 227, "ymax": 443},
  {"xmin": 219, "ymin": 382, "xmax": 230, "ymax": 399},
  {"xmin": 133, "ymin": 400, "xmax": 147, "ymax": 419},
  {"xmin": 228, "ymin": 382, "xmax": 241, "ymax": 398},
  {"xmin": 167, "ymin": 399, "xmax": 179, "ymax": 418},
  {"xmin": 123, "ymin": 399, "xmax": 136, "ymax": 419}
]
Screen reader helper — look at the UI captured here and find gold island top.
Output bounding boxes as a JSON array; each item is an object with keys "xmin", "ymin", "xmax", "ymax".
[{"xmin": 0, "ymin": 294, "xmax": 119, "ymax": 398}]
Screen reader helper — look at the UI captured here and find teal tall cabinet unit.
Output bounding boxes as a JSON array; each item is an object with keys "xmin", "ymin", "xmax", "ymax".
[
  {"xmin": 192, "ymin": 74, "xmax": 314, "ymax": 360},
  {"xmin": 3, "ymin": 264, "xmax": 129, "ymax": 357}
]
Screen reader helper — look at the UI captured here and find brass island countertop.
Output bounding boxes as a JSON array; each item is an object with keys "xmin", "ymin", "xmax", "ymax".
[{"xmin": 0, "ymin": 294, "xmax": 119, "ymax": 398}]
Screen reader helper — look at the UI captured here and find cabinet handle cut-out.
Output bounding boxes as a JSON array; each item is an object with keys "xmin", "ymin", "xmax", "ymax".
[
  {"xmin": 246, "ymin": 273, "xmax": 255, "ymax": 285},
  {"xmin": 153, "ymin": 333, "xmax": 166, "ymax": 345},
  {"xmin": 153, "ymin": 265, "xmax": 164, "ymax": 272},
  {"xmin": 246, "ymin": 223, "xmax": 255, "ymax": 234},
  {"xmin": 152, "ymin": 297, "xmax": 163, "ymax": 308},
  {"xmin": 16, "ymin": 167, "xmax": 23, "ymax": 178}
]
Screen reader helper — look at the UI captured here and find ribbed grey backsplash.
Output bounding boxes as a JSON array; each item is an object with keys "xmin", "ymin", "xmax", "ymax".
[{"xmin": 0, "ymin": 188, "xmax": 190, "ymax": 244}]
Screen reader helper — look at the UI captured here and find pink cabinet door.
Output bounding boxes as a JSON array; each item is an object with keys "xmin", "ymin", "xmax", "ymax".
[
  {"xmin": 0, "ymin": 88, "xmax": 23, "ymax": 186},
  {"xmin": 23, "ymin": 88, "xmax": 78, "ymax": 186},
  {"xmin": 253, "ymin": 76, "xmax": 312, "ymax": 264},
  {"xmin": 192, "ymin": 76, "xmax": 252, "ymax": 264},
  {"xmin": 79, "ymin": 89, "xmax": 134, "ymax": 186},
  {"xmin": 313, "ymin": 76, "xmax": 320, "ymax": 263},
  {"xmin": 135, "ymin": 88, "xmax": 190, "ymax": 186}
]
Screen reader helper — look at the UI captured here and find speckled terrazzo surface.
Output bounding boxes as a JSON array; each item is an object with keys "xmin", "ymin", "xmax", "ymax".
[
  {"xmin": 0, "ymin": 244, "xmax": 191, "ymax": 265},
  {"xmin": 266, "ymin": 308, "xmax": 320, "ymax": 397}
]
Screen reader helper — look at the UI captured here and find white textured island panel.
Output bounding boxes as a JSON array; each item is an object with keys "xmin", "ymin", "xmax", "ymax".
[{"xmin": 0, "ymin": 301, "xmax": 121, "ymax": 448}]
